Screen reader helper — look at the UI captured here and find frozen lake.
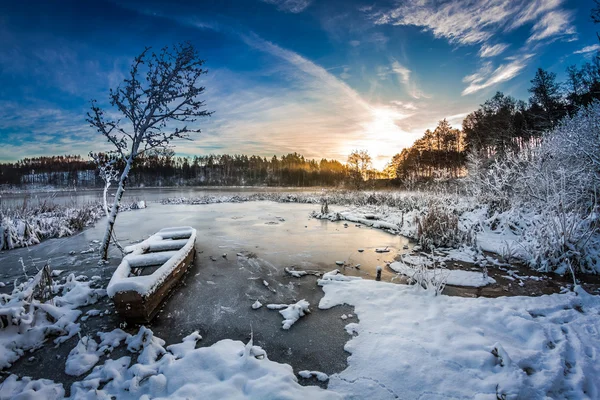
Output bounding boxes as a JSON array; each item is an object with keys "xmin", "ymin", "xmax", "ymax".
[
  {"xmin": 0, "ymin": 186, "xmax": 323, "ymax": 208},
  {"xmin": 0, "ymin": 201, "xmax": 411, "ymax": 390}
]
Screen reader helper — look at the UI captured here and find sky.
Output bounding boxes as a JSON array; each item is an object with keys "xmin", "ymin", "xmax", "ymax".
[{"xmin": 0, "ymin": 0, "xmax": 598, "ymax": 169}]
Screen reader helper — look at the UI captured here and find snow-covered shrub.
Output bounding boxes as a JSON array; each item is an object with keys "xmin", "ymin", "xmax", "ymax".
[
  {"xmin": 0, "ymin": 198, "xmax": 146, "ymax": 251},
  {"xmin": 0, "ymin": 268, "xmax": 106, "ymax": 368},
  {"xmin": 465, "ymin": 102, "xmax": 600, "ymax": 273},
  {"xmin": 405, "ymin": 263, "xmax": 449, "ymax": 296},
  {"xmin": 416, "ymin": 203, "xmax": 472, "ymax": 249}
]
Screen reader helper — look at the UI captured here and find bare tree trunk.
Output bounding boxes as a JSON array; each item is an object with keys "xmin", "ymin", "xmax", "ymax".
[{"xmin": 100, "ymin": 160, "xmax": 132, "ymax": 260}]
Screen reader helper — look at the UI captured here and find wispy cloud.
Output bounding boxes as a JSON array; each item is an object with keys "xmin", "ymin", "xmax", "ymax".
[
  {"xmin": 377, "ymin": 60, "xmax": 427, "ymax": 99},
  {"xmin": 390, "ymin": 100, "xmax": 418, "ymax": 111},
  {"xmin": 479, "ymin": 43, "xmax": 509, "ymax": 58},
  {"xmin": 340, "ymin": 66, "xmax": 351, "ymax": 80},
  {"xmin": 261, "ymin": 0, "xmax": 312, "ymax": 13},
  {"xmin": 573, "ymin": 44, "xmax": 600, "ymax": 55},
  {"xmin": 462, "ymin": 54, "xmax": 533, "ymax": 95},
  {"xmin": 366, "ymin": 0, "xmax": 576, "ymax": 46},
  {"xmin": 527, "ymin": 9, "xmax": 575, "ymax": 43}
]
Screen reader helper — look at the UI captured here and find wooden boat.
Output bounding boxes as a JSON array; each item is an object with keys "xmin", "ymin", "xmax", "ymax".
[{"xmin": 107, "ymin": 226, "xmax": 196, "ymax": 323}]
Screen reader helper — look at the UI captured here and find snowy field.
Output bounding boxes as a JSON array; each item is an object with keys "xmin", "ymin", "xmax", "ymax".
[
  {"xmin": 2, "ymin": 267, "xmax": 599, "ymax": 399},
  {"xmin": 0, "ymin": 200, "xmax": 599, "ymax": 399}
]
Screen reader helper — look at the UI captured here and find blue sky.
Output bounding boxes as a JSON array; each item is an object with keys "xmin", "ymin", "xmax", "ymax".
[{"xmin": 0, "ymin": 0, "xmax": 598, "ymax": 168}]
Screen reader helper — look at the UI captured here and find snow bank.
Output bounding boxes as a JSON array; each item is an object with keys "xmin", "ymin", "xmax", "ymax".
[
  {"xmin": 389, "ymin": 261, "xmax": 496, "ymax": 287},
  {"xmin": 107, "ymin": 227, "xmax": 196, "ymax": 298},
  {"xmin": 2, "ymin": 327, "xmax": 339, "ymax": 399},
  {"xmin": 319, "ymin": 277, "xmax": 600, "ymax": 399}
]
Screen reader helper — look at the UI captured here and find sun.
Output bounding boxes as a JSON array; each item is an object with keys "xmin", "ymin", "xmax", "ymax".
[{"xmin": 360, "ymin": 106, "xmax": 413, "ymax": 169}]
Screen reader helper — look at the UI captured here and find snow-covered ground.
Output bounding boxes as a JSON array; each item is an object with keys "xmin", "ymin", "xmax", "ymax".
[
  {"xmin": 318, "ymin": 275, "xmax": 600, "ymax": 399},
  {"xmin": 3, "ymin": 271, "xmax": 599, "ymax": 399}
]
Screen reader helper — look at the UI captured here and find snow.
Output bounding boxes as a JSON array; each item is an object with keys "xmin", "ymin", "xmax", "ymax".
[
  {"xmin": 0, "ymin": 271, "xmax": 105, "ymax": 369},
  {"xmin": 65, "ymin": 336, "xmax": 100, "ymax": 376},
  {"xmin": 107, "ymin": 227, "xmax": 196, "ymax": 298},
  {"xmin": 298, "ymin": 370, "xmax": 329, "ymax": 382},
  {"xmin": 267, "ymin": 300, "xmax": 311, "ymax": 330},
  {"xmin": 251, "ymin": 300, "xmax": 263, "ymax": 309},
  {"xmin": 0, "ymin": 375, "xmax": 65, "ymax": 399},
  {"xmin": 319, "ymin": 277, "xmax": 600, "ymax": 399},
  {"xmin": 285, "ymin": 267, "xmax": 308, "ymax": 278},
  {"xmin": 390, "ymin": 261, "xmax": 496, "ymax": 287},
  {"xmin": 3, "ymin": 327, "xmax": 338, "ymax": 399}
]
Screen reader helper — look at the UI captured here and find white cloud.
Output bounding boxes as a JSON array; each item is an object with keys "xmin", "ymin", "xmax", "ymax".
[
  {"xmin": 262, "ymin": 0, "xmax": 312, "ymax": 13},
  {"xmin": 573, "ymin": 44, "xmax": 600, "ymax": 55},
  {"xmin": 479, "ymin": 43, "xmax": 509, "ymax": 58},
  {"xmin": 462, "ymin": 54, "xmax": 533, "ymax": 95},
  {"xmin": 378, "ymin": 60, "xmax": 427, "ymax": 99},
  {"xmin": 391, "ymin": 100, "xmax": 418, "ymax": 111},
  {"xmin": 367, "ymin": 0, "xmax": 576, "ymax": 46},
  {"xmin": 527, "ymin": 9, "xmax": 575, "ymax": 43},
  {"xmin": 340, "ymin": 66, "xmax": 351, "ymax": 80},
  {"xmin": 349, "ymin": 40, "xmax": 361, "ymax": 47},
  {"xmin": 391, "ymin": 61, "xmax": 411, "ymax": 85}
]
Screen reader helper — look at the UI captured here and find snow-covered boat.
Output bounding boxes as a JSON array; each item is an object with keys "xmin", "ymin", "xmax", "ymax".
[{"xmin": 107, "ymin": 226, "xmax": 197, "ymax": 322}]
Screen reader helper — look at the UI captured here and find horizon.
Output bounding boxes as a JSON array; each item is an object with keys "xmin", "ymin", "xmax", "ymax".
[{"xmin": 1, "ymin": 0, "xmax": 598, "ymax": 169}]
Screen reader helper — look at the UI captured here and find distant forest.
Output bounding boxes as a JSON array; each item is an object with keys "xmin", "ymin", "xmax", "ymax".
[
  {"xmin": 0, "ymin": 153, "xmax": 367, "ymax": 188},
  {"xmin": 2, "ymin": 55, "xmax": 600, "ymax": 189}
]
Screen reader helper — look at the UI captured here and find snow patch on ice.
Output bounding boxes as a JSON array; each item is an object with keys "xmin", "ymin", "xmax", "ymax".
[
  {"xmin": 298, "ymin": 370, "xmax": 329, "ymax": 381},
  {"xmin": 267, "ymin": 300, "xmax": 311, "ymax": 330},
  {"xmin": 3, "ymin": 326, "xmax": 338, "ymax": 399},
  {"xmin": 390, "ymin": 261, "xmax": 496, "ymax": 287}
]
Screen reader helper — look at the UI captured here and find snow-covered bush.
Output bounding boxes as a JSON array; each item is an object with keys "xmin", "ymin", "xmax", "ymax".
[
  {"xmin": 406, "ymin": 263, "xmax": 449, "ymax": 296},
  {"xmin": 0, "ymin": 268, "xmax": 106, "ymax": 368},
  {"xmin": 416, "ymin": 203, "xmax": 473, "ymax": 249},
  {"xmin": 466, "ymin": 101, "xmax": 600, "ymax": 273},
  {"xmin": 0, "ymin": 199, "xmax": 145, "ymax": 251}
]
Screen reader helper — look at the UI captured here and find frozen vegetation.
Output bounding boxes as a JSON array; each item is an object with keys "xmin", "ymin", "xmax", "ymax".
[
  {"xmin": 0, "ymin": 200, "xmax": 145, "ymax": 251},
  {"xmin": 0, "ymin": 268, "xmax": 106, "ymax": 369}
]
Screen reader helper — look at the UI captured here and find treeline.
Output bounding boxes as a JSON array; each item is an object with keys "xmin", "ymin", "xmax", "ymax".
[
  {"xmin": 387, "ymin": 119, "xmax": 465, "ymax": 182},
  {"xmin": 388, "ymin": 55, "xmax": 600, "ymax": 182},
  {"xmin": 0, "ymin": 152, "xmax": 354, "ymax": 188}
]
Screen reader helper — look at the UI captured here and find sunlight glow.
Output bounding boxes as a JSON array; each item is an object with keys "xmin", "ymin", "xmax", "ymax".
[{"xmin": 341, "ymin": 105, "xmax": 414, "ymax": 170}]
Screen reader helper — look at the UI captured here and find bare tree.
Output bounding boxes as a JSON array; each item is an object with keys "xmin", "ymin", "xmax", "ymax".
[
  {"xmin": 347, "ymin": 150, "xmax": 372, "ymax": 189},
  {"xmin": 87, "ymin": 42, "xmax": 212, "ymax": 260},
  {"xmin": 90, "ymin": 153, "xmax": 120, "ymax": 219}
]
